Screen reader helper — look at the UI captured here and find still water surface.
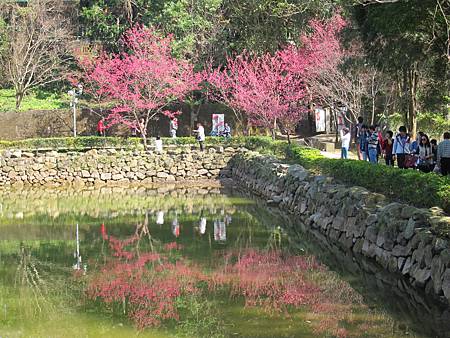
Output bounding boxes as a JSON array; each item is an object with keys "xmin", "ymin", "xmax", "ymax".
[{"xmin": 0, "ymin": 185, "xmax": 439, "ymax": 337}]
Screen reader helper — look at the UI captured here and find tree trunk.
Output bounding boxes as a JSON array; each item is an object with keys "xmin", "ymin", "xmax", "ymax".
[
  {"xmin": 408, "ymin": 65, "xmax": 418, "ymax": 138},
  {"xmin": 287, "ymin": 130, "xmax": 291, "ymax": 145},
  {"xmin": 402, "ymin": 67, "xmax": 409, "ymax": 127},
  {"xmin": 271, "ymin": 118, "xmax": 277, "ymax": 140},
  {"xmin": 15, "ymin": 91, "xmax": 24, "ymax": 110}
]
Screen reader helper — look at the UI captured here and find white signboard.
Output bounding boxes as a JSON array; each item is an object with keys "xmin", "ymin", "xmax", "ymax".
[
  {"xmin": 212, "ymin": 114, "xmax": 225, "ymax": 136},
  {"xmin": 315, "ymin": 108, "xmax": 326, "ymax": 132}
]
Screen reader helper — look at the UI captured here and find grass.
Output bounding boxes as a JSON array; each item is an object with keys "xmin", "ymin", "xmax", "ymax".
[{"xmin": 0, "ymin": 88, "xmax": 69, "ymax": 112}]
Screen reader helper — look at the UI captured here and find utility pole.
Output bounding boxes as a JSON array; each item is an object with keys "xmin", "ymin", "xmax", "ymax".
[{"xmin": 68, "ymin": 84, "xmax": 83, "ymax": 137}]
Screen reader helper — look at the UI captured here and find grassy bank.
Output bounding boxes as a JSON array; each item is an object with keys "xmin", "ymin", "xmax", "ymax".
[{"xmin": 0, "ymin": 89, "xmax": 69, "ymax": 112}]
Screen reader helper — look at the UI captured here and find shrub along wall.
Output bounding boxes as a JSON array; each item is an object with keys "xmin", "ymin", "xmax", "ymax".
[
  {"xmin": 284, "ymin": 145, "xmax": 450, "ymax": 215},
  {"xmin": 0, "ymin": 136, "xmax": 275, "ymax": 151}
]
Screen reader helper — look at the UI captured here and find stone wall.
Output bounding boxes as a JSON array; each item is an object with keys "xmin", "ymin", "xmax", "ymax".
[
  {"xmin": 0, "ymin": 146, "xmax": 241, "ymax": 187},
  {"xmin": 230, "ymin": 151, "xmax": 450, "ymax": 307}
]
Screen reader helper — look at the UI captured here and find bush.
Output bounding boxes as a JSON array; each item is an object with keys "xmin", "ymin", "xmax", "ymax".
[
  {"xmin": 0, "ymin": 136, "xmax": 278, "ymax": 151},
  {"xmin": 286, "ymin": 144, "xmax": 450, "ymax": 214},
  {"xmin": 0, "ymin": 137, "xmax": 144, "ymax": 150}
]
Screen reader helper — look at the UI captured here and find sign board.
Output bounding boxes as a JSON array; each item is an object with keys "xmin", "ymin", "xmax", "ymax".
[
  {"xmin": 212, "ymin": 114, "xmax": 225, "ymax": 136},
  {"xmin": 314, "ymin": 108, "xmax": 326, "ymax": 132}
]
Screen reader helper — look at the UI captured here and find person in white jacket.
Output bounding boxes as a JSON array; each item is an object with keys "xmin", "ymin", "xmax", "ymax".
[{"xmin": 340, "ymin": 127, "xmax": 351, "ymax": 159}]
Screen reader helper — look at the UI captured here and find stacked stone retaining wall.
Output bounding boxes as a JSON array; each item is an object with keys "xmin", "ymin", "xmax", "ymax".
[
  {"xmin": 0, "ymin": 146, "xmax": 240, "ymax": 187},
  {"xmin": 230, "ymin": 151, "xmax": 450, "ymax": 307}
]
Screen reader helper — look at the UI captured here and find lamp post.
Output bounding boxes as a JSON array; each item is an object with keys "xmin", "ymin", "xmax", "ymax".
[{"xmin": 68, "ymin": 84, "xmax": 83, "ymax": 137}]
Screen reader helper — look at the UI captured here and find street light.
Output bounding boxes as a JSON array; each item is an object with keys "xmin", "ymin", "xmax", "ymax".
[{"xmin": 68, "ymin": 84, "xmax": 83, "ymax": 137}]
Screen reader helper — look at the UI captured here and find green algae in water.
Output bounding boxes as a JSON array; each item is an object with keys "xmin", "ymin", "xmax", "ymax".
[{"xmin": 0, "ymin": 186, "xmax": 432, "ymax": 337}]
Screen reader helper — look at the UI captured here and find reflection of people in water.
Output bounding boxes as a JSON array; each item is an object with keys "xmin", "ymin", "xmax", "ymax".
[
  {"xmin": 199, "ymin": 217, "xmax": 206, "ymax": 235},
  {"xmin": 214, "ymin": 219, "xmax": 226, "ymax": 242},
  {"xmin": 135, "ymin": 211, "xmax": 150, "ymax": 236},
  {"xmin": 100, "ymin": 223, "xmax": 107, "ymax": 239},
  {"xmin": 156, "ymin": 210, "xmax": 164, "ymax": 226},
  {"xmin": 225, "ymin": 214, "xmax": 232, "ymax": 225},
  {"xmin": 172, "ymin": 217, "xmax": 180, "ymax": 238}
]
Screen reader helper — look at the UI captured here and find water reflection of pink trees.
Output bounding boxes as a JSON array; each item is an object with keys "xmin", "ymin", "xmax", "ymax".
[
  {"xmin": 87, "ymin": 234, "xmax": 207, "ymax": 329},
  {"xmin": 85, "ymin": 230, "xmax": 369, "ymax": 337},
  {"xmin": 209, "ymin": 249, "xmax": 322, "ymax": 312}
]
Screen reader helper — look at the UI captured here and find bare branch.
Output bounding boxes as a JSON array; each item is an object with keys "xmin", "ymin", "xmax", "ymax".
[{"xmin": 0, "ymin": 0, "xmax": 74, "ymax": 109}]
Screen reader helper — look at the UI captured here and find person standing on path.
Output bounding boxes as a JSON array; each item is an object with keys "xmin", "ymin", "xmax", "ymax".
[
  {"xmin": 382, "ymin": 130, "xmax": 394, "ymax": 166},
  {"xmin": 340, "ymin": 127, "xmax": 351, "ymax": 159},
  {"xmin": 437, "ymin": 132, "xmax": 450, "ymax": 175},
  {"xmin": 358, "ymin": 125, "xmax": 369, "ymax": 161},
  {"xmin": 392, "ymin": 126, "xmax": 411, "ymax": 169},
  {"xmin": 193, "ymin": 122, "xmax": 205, "ymax": 151},
  {"xmin": 154, "ymin": 135, "xmax": 163, "ymax": 153},
  {"xmin": 353, "ymin": 116, "xmax": 364, "ymax": 160},
  {"xmin": 415, "ymin": 134, "xmax": 433, "ymax": 173},
  {"xmin": 169, "ymin": 117, "xmax": 178, "ymax": 138},
  {"xmin": 97, "ymin": 118, "xmax": 106, "ymax": 136},
  {"xmin": 367, "ymin": 125, "xmax": 379, "ymax": 164},
  {"xmin": 223, "ymin": 123, "xmax": 231, "ymax": 138}
]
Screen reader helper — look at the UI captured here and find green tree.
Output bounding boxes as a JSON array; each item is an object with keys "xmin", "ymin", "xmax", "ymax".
[
  {"xmin": 352, "ymin": 0, "xmax": 450, "ymax": 136},
  {"xmin": 220, "ymin": 0, "xmax": 343, "ymax": 56},
  {"xmin": 79, "ymin": 0, "xmax": 224, "ymax": 64}
]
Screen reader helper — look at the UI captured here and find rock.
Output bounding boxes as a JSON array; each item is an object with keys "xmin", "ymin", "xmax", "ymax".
[
  {"xmin": 81, "ymin": 170, "xmax": 90, "ymax": 178},
  {"xmin": 402, "ymin": 257, "xmax": 413, "ymax": 275},
  {"xmin": 331, "ymin": 216, "xmax": 345, "ymax": 231},
  {"xmin": 376, "ymin": 232, "xmax": 386, "ymax": 248},
  {"xmin": 100, "ymin": 173, "xmax": 112, "ymax": 180},
  {"xmin": 156, "ymin": 172, "xmax": 168, "ymax": 178},
  {"xmin": 404, "ymin": 218, "xmax": 418, "ymax": 239},
  {"xmin": 362, "ymin": 240, "xmax": 376, "ymax": 258},
  {"xmin": 11, "ymin": 150, "xmax": 22, "ymax": 158},
  {"xmin": 112, "ymin": 173, "xmax": 123, "ymax": 180},
  {"xmin": 365, "ymin": 214, "xmax": 378, "ymax": 226},
  {"xmin": 392, "ymin": 245, "xmax": 410, "ymax": 257},
  {"xmin": 197, "ymin": 169, "xmax": 209, "ymax": 175},
  {"xmin": 431, "ymin": 255, "xmax": 445, "ymax": 295},
  {"xmin": 442, "ymin": 269, "xmax": 450, "ymax": 303},
  {"xmin": 365, "ymin": 226, "xmax": 378, "ymax": 243},
  {"xmin": 401, "ymin": 206, "xmax": 416, "ymax": 219},
  {"xmin": 353, "ymin": 238, "xmax": 364, "ymax": 254},
  {"xmin": 433, "ymin": 238, "xmax": 449, "ymax": 254},
  {"xmin": 412, "ymin": 268, "xmax": 431, "ymax": 288}
]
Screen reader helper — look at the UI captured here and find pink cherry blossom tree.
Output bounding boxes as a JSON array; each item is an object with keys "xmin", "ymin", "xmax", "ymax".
[
  {"xmin": 207, "ymin": 52, "xmax": 307, "ymax": 141},
  {"xmin": 77, "ymin": 25, "xmax": 202, "ymax": 146},
  {"xmin": 207, "ymin": 14, "xmax": 346, "ymax": 141}
]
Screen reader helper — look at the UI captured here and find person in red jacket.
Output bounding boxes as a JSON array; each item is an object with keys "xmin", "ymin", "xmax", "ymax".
[
  {"xmin": 97, "ymin": 118, "xmax": 106, "ymax": 136},
  {"xmin": 381, "ymin": 130, "xmax": 394, "ymax": 166}
]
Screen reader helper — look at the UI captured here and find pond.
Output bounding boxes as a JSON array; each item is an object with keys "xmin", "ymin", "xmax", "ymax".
[{"xmin": 0, "ymin": 185, "xmax": 444, "ymax": 337}]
